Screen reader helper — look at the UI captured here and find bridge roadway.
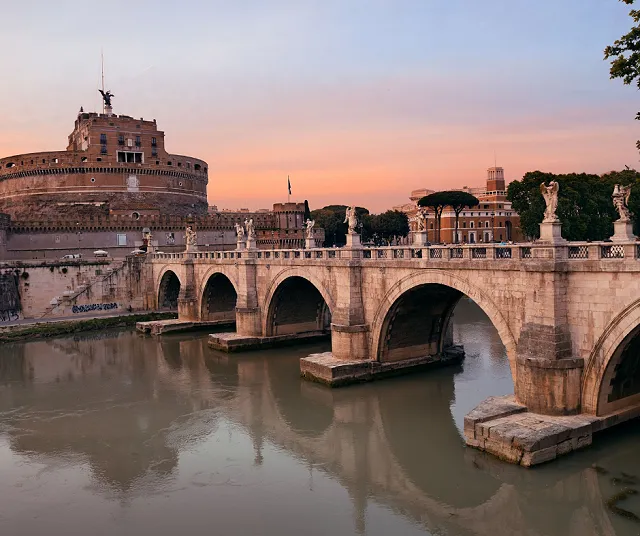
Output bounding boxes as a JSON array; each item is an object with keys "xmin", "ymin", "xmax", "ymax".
[{"xmin": 145, "ymin": 239, "xmax": 640, "ymax": 465}]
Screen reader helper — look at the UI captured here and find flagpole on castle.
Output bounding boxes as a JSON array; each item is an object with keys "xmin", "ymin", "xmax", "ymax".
[{"xmin": 287, "ymin": 175, "xmax": 291, "ymax": 203}]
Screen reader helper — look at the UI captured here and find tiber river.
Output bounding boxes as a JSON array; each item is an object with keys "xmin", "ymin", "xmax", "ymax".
[{"xmin": 1, "ymin": 299, "xmax": 640, "ymax": 536}]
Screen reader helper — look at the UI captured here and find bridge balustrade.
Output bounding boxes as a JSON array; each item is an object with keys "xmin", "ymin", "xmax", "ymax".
[{"xmin": 150, "ymin": 241, "xmax": 640, "ymax": 264}]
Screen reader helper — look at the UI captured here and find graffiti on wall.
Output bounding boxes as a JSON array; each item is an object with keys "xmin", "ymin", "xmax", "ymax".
[
  {"xmin": 72, "ymin": 303, "xmax": 118, "ymax": 314},
  {"xmin": 0, "ymin": 271, "xmax": 21, "ymax": 322},
  {"xmin": 0, "ymin": 310, "xmax": 20, "ymax": 322}
]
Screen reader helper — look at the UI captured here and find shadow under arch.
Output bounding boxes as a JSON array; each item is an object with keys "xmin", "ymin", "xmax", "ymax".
[
  {"xmin": 264, "ymin": 274, "xmax": 332, "ymax": 337},
  {"xmin": 370, "ymin": 270, "xmax": 517, "ymax": 378},
  {"xmin": 582, "ymin": 297, "xmax": 640, "ymax": 415},
  {"xmin": 157, "ymin": 270, "xmax": 181, "ymax": 310},
  {"xmin": 200, "ymin": 272, "xmax": 237, "ymax": 322}
]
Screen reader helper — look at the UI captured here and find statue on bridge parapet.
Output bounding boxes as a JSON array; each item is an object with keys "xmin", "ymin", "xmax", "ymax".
[
  {"xmin": 612, "ymin": 184, "xmax": 632, "ymax": 222},
  {"xmin": 235, "ymin": 222, "xmax": 246, "ymax": 250},
  {"xmin": 539, "ymin": 181, "xmax": 565, "ymax": 243},
  {"xmin": 344, "ymin": 206, "xmax": 359, "ymax": 235},
  {"xmin": 184, "ymin": 225, "xmax": 198, "ymax": 252},
  {"xmin": 611, "ymin": 184, "xmax": 636, "ymax": 242},
  {"xmin": 305, "ymin": 219, "xmax": 315, "ymax": 239},
  {"xmin": 540, "ymin": 181, "xmax": 560, "ymax": 223},
  {"xmin": 244, "ymin": 218, "xmax": 256, "ymax": 250},
  {"xmin": 305, "ymin": 219, "xmax": 316, "ymax": 249},
  {"xmin": 344, "ymin": 206, "xmax": 362, "ymax": 249}
]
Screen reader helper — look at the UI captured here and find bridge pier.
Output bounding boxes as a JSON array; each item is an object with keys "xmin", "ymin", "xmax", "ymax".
[{"xmin": 466, "ymin": 247, "xmax": 589, "ymax": 465}]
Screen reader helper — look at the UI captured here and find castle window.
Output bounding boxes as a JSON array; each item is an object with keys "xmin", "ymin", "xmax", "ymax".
[
  {"xmin": 42, "ymin": 159, "xmax": 46, "ymax": 163},
  {"xmin": 152, "ymin": 137, "xmax": 157, "ymax": 146},
  {"xmin": 100, "ymin": 145, "xmax": 107, "ymax": 155},
  {"xmin": 81, "ymin": 157, "xmax": 88, "ymax": 162},
  {"xmin": 97, "ymin": 157, "xmax": 102, "ymax": 162},
  {"xmin": 117, "ymin": 151, "xmax": 143, "ymax": 163},
  {"xmin": 5, "ymin": 162, "xmax": 15, "ymax": 168},
  {"xmin": 178, "ymin": 162, "xmax": 182, "ymax": 167},
  {"xmin": 152, "ymin": 148, "xmax": 157, "ymax": 156},
  {"xmin": 470, "ymin": 221, "xmax": 474, "ymax": 228},
  {"xmin": 168, "ymin": 161, "xmax": 172, "ymax": 166},
  {"xmin": 91, "ymin": 178, "xmax": 96, "ymax": 182},
  {"xmin": 52, "ymin": 158, "xmax": 58, "ymax": 163},
  {"xmin": 156, "ymin": 160, "xmax": 159, "ymax": 165},
  {"xmin": 118, "ymin": 135, "xmax": 124, "ymax": 146},
  {"xmin": 194, "ymin": 164, "xmax": 201, "ymax": 171},
  {"xmin": 100, "ymin": 133, "xmax": 107, "ymax": 144},
  {"xmin": 135, "ymin": 136, "xmax": 141, "ymax": 147}
]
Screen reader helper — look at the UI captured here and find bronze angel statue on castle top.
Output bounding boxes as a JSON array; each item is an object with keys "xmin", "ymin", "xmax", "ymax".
[{"xmin": 99, "ymin": 89, "xmax": 114, "ymax": 107}]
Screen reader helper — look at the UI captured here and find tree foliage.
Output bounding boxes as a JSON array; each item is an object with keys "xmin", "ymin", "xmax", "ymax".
[
  {"xmin": 604, "ymin": 0, "xmax": 640, "ymax": 149},
  {"xmin": 310, "ymin": 205, "xmax": 369, "ymax": 246},
  {"xmin": 417, "ymin": 191, "xmax": 450, "ymax": 242},
  {"xmin": 417, "ymin": 190, "xmax": 479, "ymax": 243},
  {"xmin": 363, "ymin": 210, "xmax": 410, "ymax": 245},
  {"xmin": 310, "ymin": 206, "xmax": 409, "ymax": 246},
  {"xmin": 507, "ymin": 169, "xmax": 640, "ymax": 240}
]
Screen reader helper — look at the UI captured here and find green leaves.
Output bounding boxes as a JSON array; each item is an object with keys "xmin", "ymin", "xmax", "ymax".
[
  {"xmin": 507, "ymin": 170, "xmax": 640, "ymax": 240},
  {"xmin": 605, "ymin": 0, "xmax": 640, "ymax": 149}
]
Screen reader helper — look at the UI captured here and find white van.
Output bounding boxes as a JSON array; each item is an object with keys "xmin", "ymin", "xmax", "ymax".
[{"xmin": 61, "ymin": 254, "xmax": 82, "ymax": 260}]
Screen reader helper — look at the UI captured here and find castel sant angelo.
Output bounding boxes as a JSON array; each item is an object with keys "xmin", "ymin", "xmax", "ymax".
[{"xmin": 0, "ymin": 90, "xmax": 322, "ymax": 259}]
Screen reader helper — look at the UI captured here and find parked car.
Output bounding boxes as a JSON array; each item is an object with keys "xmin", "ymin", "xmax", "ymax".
[
  {"xmin": 61, "ymin": 254, "xmax": 82, "ymax": 260},
  {"xmin": 93, "ymin": 250, "xmax": 109, "ymax": 257},
  {"xmin": 131, "ymin": 249, "xmax": 146, "ymax": 256}
]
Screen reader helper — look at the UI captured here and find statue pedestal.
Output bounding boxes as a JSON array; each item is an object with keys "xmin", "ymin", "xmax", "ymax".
[
  {"xmin": 246, "ymin": 238, "xmax": 256, "ymax": 250},
  {"xmin": 412, "ymin": 231, "xmax": 428, "ymax": 246},
  {"xmin": 345, "ymin": 233, "xmax": 362, "ymax": 248},
  {"xmin": 611, "ymin": 220, "xmax": 636, "ymax": 242},
  {"xmin": 539, "ymin": 221, "xmax": 565, "ymax": 244},
  {"xmin": 185, "ymin": 244, "xmax": 198, "ymax": 253},
  {"xmin": 236, "ymin": 241, "xmax": 246, "ymax": 251},
  {"xmin": 105, "ymin": 105, "xmax": 113, "ymax": 117},
  {"xmin": 305, "ymin": 237, "xmax": 316, "ymax": 249}
]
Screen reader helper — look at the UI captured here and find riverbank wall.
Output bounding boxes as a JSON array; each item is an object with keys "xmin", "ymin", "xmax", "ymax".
[
  {"xmin": 0, "ymin": 257, "xmax": 147, "ymax": 321},
  {"xmin": 0, "ymin": 312, "xmax": 177, "ymax": 343}
]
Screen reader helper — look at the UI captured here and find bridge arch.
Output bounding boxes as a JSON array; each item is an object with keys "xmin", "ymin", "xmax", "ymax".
[
  {"xmin": 583, "ymin": 298, "xmax": 640, "ymax": 415},
  {"xmin": 370, "ymin": 270, "xmax": 517, "ymax": 376},
  {"xmin": 262, "ymin": 269, "xmax": 334, "ymax": 337},
  {"xmin": 157, "ymin": 268, "xmax": 182, "ymax": 310},
  {"xmin": 199, "ymin": 270, "xmax": 238, "ymax": 322}
]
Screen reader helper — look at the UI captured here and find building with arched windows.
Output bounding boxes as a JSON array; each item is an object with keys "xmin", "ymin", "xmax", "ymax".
[{"xmin": 393, "ymin": 167, "xmax": 523, "ymax": 244}]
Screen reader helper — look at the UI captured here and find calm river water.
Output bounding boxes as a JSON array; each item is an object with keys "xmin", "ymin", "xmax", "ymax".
[{"xmin": 1, "ymin": 299, "xmax": 640, "ymax": 536}]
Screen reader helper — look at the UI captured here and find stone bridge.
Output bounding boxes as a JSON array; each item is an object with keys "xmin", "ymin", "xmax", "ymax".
[{"xmin": 144, "ymin": 238, "xmax": 640, "ymax": 465}]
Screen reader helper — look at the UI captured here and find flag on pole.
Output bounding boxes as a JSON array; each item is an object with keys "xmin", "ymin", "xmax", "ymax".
[{"xmin": 287, "ymin": 176, "xmax": 291, "ymax": 195}]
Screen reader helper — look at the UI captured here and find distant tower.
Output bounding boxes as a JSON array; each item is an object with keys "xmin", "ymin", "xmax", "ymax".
[{"xmin": 486, "ymin": 167, "xmax": 505, "ymax": 193}]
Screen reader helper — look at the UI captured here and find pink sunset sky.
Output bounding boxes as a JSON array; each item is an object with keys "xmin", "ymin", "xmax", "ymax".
[{"xmin": 0, "ymin": 1, "xmax": 637, "ymax": 213}]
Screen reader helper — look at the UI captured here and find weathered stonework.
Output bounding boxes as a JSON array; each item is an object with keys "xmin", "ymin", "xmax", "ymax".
[{"xmin": 148, "ymin": 240, "xmax": 640, "ymax": 465}]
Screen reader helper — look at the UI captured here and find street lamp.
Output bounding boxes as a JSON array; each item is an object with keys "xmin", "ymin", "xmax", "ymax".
[{"xmin": 76, "ymin": 222, "xmax": 81, "ymax": 256}]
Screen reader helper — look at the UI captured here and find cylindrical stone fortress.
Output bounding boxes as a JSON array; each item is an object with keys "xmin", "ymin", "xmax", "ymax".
[{"xmin": 0, "ymin": 111, "xmax": 208, "ymax": 219}]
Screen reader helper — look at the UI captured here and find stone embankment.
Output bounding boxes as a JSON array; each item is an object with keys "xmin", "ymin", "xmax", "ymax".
[{"xmin": 0, "ymin": 312, "xmax": 176, "ymax": 343}]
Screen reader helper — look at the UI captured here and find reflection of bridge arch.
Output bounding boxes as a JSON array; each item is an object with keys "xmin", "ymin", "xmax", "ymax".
[
  {"xmin": 199, "ymin": 271, "xmax": 238, "ymax": 322},
  {"xmin": 370, "ymin": 270, "xmax": 517, "ymax": 377},
  {"xmin": 157, "ymin": 269, "xmax": 181, "ymax": 310},
  {"xmin": 583, "ymin": 298, "xmax": 640, "ymax": 415},
  {"xmin": 266, "ymin": 352, "xmax": 334, "ymax": 437},
  {"xmin": 377, "ymin": 371, "xmax": 502, "ymax": 508},
  {"xmin": 263, "ymin": 270, "xmax": 333, "ymax": 337}
]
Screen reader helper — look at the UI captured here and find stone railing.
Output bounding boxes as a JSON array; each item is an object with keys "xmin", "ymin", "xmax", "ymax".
[{"xmin": 150, "ymin": 241, "xmax": 640, "ymax": 264}]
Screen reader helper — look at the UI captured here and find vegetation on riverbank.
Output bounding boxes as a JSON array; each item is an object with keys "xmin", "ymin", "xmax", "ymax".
[{"xmin": 0, "ymin": 312, "xmax": 177, "ymax": 343}]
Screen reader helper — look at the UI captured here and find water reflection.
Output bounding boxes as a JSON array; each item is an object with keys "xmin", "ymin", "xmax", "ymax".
[{"xmin": 0, "ymin": 300, "xmax": 638, "ymax": 535}]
